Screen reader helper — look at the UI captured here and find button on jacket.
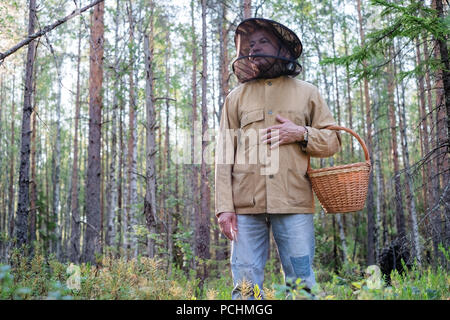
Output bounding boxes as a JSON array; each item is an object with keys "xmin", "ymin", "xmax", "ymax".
[{"xmin": 215, "ymin": 76, "xmax": 341, "ymax": 217}]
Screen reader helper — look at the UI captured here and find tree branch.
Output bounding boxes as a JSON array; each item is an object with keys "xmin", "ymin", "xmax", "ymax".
[{"xmin": 0, "ymin": 0, "xmax": 104, "ymax": 64}]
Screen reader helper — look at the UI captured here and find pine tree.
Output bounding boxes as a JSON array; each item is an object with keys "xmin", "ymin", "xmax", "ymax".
[{"xmin": 84, "ymin": 1, "xmax": 104, "ymax": 264}]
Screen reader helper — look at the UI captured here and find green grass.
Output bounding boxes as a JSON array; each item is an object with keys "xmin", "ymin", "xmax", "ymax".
[{"xmin": 1, "ymin": 248, "xmax": 448, "ymax": 300}]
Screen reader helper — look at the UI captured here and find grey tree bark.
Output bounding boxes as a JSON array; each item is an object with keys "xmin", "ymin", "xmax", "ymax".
[
  {"xmin": 387, "ymin": 45, "xmax": 406, "ymax": 238},
  {"xmin": 105, "ymin": 0, "xmax": 120, "ymax": 251},
  {"xmin": 397, "ymin": 66, "xmax": 421, "ymax": 265},
  {"xmin": 143, "ymin": 1, "xmax": 157, "ymax": 258},
  {"xmin": 329, "ymin": 4, "xmax": 348, "ymax": 263},
  {"xmin": 8, "ymin": 75, "xmax": 16, "ymax": 244},
  {"xmin": 190, "ymin": 0, "xmax": 200, "ymax": 271},
  {"xmin": 163, "ymin": 24, "xmax": 173, "ymax": 274},
  {"xmin": 126, "ymin": 0, "xmax": 138, "ymax": 259},
  {"xmin": 69, "ymin": 10, "xmax": 82, "ymax": 263},
  {"xmin": 197, "ymin": 0, "xmax": 211, "ymax": 287},
  {"xmin": 15, "ymin": 0, "xmax": 37, "ymax": 251},
  {"xmin": 356, "ymin": 0, "xmax": 376, "ymax": 265},
  {"xmin": 47, "ymin": 45, "xmax": 62, "ymax": 258}
]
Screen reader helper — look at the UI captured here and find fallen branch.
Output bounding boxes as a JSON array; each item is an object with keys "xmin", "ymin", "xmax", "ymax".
[{"xmin": 0, "ymin": 0, "xmax": 104, "ymax": 64}]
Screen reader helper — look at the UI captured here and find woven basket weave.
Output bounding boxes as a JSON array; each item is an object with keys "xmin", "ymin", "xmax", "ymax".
[{"xmin": 307, "ymin": 125, "xmax": 371, "ymax": 214}]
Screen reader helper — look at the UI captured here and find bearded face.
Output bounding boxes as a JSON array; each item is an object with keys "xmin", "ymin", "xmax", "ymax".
[{"xmin": 248, "ymin": 30, "xmax": 279, "ymax": 70}]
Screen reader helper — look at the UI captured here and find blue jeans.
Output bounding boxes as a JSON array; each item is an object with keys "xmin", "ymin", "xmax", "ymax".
[{"xmin": 230, "ymin": 213, "xmax": 316, "ymax": 300}]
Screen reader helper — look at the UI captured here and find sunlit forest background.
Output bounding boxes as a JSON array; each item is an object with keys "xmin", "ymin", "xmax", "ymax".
[{"xmin": 0, "ymin": 0, "xmax": 449, "ymax": 300}]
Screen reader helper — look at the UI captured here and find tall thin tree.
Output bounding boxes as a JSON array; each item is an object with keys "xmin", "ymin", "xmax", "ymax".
[
  {"xmin": 144, "ymin": 0, "xmax": 157, "ymax": 258},
  {"xmin": 84, "ymin": 1, "xmax": 104, "ymax": 264},
  {"xmin": 15, "ymin": 0, "xmax": 37, "ymax": 250},
  {"xmin": 197, "ymin": 0, "xmax": 211, "ymax": 287},
  {"xmin": 387, "ymin": 45, "xmax": 406, "ymax": 238},
  {"xmin": 356, "ymin": 0, "xmax": 376, "ymax": 264},
  {"xmin": 126, "ymin": 0, "xmax": 138, "ymax": 259},
  {"xmin": 106, "ymin": 0, "xmax": 120, "ymax": 251},
  {"xmin": 69, "ymin": 4, "xmax": 84, "ymax": 263},
  {"xmin": 8, "ymin": 75, "xmax": 16, "ymax": 243}
]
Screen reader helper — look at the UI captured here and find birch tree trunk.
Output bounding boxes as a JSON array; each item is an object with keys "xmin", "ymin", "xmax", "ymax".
[
  {"xmin": 415, "ymin": 35, "xmax": 433, "ymax": 222},
  {"xmin": 396, "ymin": 45, "xmax": 421, "ymax": 264},
  {"xmin": 69, "ymin": 11, "xmax": 83, "ymax": 263},
  {"xmin": 423, "ymin": 36, "xmax": 441, "ymax": 238},
  {"xmin": 387, "ymin": 45, "xmax": 406, "ymax": 238},
  {"xmin": 126, "ymin": 0, "xmax": 138, "ymax": 259},
  {"xmin": 356, "ymin": 0, "xmax": 376, "ymax": 264},
  {"xmin": 329, "ymin": 5, "xmax": 347, "ymax": 263},
  {"xmin": 311, "ymin": 6, "xmax": 331, "ymax": 231},
  {"xmin": 372, "ymin": 92, "xmax": 384, "ymax": 262},
  {"xmin": 105, "ymin": 0, "xmax": 120, "ymax": 251},
  {"xmin": 431, "ymin": 0, "xmax": 447, "ymax": 265}
]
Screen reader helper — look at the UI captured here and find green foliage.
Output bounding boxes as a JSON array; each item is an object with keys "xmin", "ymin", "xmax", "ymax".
[
  {"xmin": 173, "ymin": 226, "xmax": 194, "ymax": 267},
  {"xmin": 0, "ymin": 265, "xmax": 14, "ymax": 299},
  {"xmin": 273, "ymin": 278, "xmax": 316, "ymax": 300},
  {"xmin": 1, "ymin": 248, "xmax": 72, "ymax": 300},
  {"xmin": 0, "ymin": 0, "xmax": 448, "ymax": 302},
  {"xmin": 319, "ymin": 258, "xmax": 450, "ymax": 300},
  {"xmin": 74, "ymin": 256, "xmax": 198, "ymax": 300},
  {"xmin": 1, "ymin": 251, "xmax": 448, "ymax": 300},
  {"xmin": 322, "ymin": 0, "xmax": 449, "ymax": 80}
]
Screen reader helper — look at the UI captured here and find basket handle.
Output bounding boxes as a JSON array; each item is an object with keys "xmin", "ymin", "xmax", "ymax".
[{"xmin": 306, "ymin": 125, "xmax": 371, "ymax": 171}]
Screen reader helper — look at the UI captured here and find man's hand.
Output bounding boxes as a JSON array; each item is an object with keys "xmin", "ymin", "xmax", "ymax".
[
  {"xmin": 217, "ymin": 212, "xmax": 238, "ymax": 241},
  {"xmin": 261, "ymin": 114, "xmax": 306, "ymax": 149}
]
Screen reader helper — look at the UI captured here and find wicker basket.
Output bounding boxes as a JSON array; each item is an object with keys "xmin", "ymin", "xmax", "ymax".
[{"xmin": 307, "ymin": 125, "xmax": 371, "ymax": 214}]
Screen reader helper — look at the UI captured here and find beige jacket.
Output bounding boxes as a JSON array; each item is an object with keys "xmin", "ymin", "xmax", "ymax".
[{"xmin": 215, "ymin": 76, "xmax": 341, "ymax": 217}]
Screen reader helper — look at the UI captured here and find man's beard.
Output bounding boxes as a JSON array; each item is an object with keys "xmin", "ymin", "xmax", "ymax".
[{"xmin": 250, "ymin": 55, "xmax": 276, "ymax": 73}]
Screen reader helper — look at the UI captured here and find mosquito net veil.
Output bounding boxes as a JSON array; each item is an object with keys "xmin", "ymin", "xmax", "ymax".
[{"xmin": 232, "ymin": 18, "xmax": 303, "ymax": 83}]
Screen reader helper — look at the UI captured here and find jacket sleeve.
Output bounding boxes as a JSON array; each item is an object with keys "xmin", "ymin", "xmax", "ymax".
[
  {"xmin": 304, "ymin": 87, "xmax": 341, "ymax": 157},
  {"xmin": 215, "ymin": 94, "xmax": 239, "ymax": 217}
]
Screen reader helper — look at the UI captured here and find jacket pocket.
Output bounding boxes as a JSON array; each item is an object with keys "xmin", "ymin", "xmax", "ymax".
[
  {"xmin": 232, "ymin": 171, "xmax": 256, "ymax": 208},
  {"xmin": 277, "ymin": 110, "xmax": 306, "ymax": 127},
  {"xmin": 240, "ymin": 109, "xmax": 264, "ymax": 128},
  {"xmin": 286, "ymin": 168, "xmax": 312, "ymax": 206}
]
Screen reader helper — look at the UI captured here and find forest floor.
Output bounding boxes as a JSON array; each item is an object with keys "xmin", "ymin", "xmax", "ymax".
[{"xmin": 1, "ymin": 247, "xmax": 449, "ymax": 300}]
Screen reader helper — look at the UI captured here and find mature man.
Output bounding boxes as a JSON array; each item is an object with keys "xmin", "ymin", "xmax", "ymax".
[{"xmin": 215, "ymin": 18, "xmax": 341, "ymax": 299}]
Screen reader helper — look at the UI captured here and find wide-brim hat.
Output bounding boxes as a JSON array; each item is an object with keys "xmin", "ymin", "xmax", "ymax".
[
  {"xmin": 234, "ymin": 18, "xmax": 303, "ymax": 61},
  {"xmin": 232, "ymin": 18, "xmax": 303, "ymax": 83}
]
